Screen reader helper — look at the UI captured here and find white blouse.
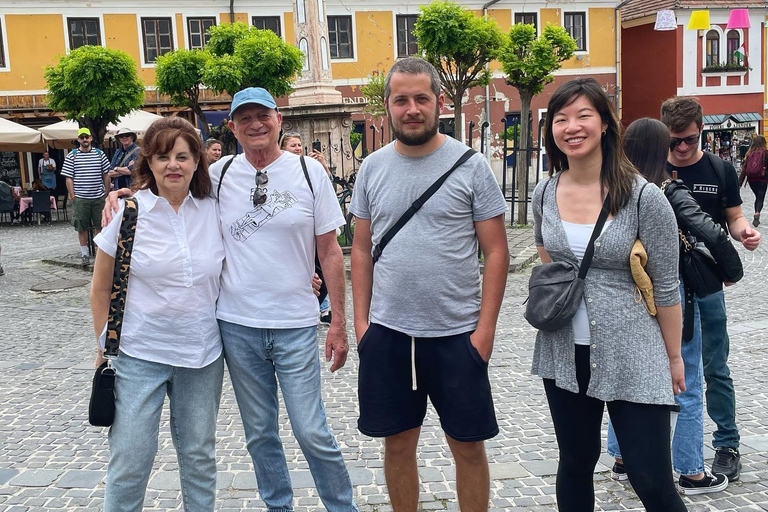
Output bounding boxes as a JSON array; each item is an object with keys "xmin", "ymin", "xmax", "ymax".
[{"xmin": 94, "ymin": 189, "xmax": 225, "ymax": 368}]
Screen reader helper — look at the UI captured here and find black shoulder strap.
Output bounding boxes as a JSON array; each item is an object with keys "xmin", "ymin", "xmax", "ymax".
[
  {"xmin": 372, "ymin": 148, "xmax": 475, "ymax": 264},
  {"xmin": 300, "ymin": 155, "xmax": 314, "ymax": 197},
  {"xmin": 706, "ymin": 153, "xmax": 728, "ymax": 210},
  {"xmin": 577, "ymin": 194, "xmax": 611, "ymax": 280},
  {"xmin": 215, "ymin": 156, "xmax": 236, "ymax": 200},
  {"xmin": 104, "ymin": 197, "xmax": 139, "ymax": 357},
  {"xmin": 636, "ymin": 182, "xmax": 650, "ymax": 237}
]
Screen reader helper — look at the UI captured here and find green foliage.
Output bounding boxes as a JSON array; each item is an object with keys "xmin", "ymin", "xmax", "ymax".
[
  {"xmin": 203, "ymin": 22, "xmax": 303, "ymax": 97},
  {"xmin": 349, "ymin": 131, "xmax": 362, "ymax": 149},
  {"xmin": 414, "ymin": 1, "xmax": 505, "ymax": 138},
  {"xmin": 503, "ymin": 125, "xmax": 520, "ymax": 143},
  {"xmin": 361, "ymin": 71, "xmax": 386, "ymax": 118},
  {"xmin": 701, "ymin": 62, "xmax": 749, "ymax": 73},
  {"xmin": 500, "ymin": 23, "xmax": 576, "ymax": 96},
  {"xmin": 155, "ymin": 50, "xmax": 209, "ymax": 107},
  {"xmin": 45, "ymin": 46, "xmax": 144, "ymax": 146}
]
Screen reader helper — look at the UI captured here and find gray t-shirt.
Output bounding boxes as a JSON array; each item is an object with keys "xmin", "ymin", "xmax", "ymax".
[{"xmin": 350, "ymin": 136, "xmax": 507, "ymax": 337}]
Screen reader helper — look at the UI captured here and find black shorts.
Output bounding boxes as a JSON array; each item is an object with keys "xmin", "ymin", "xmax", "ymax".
[{"xmin": 357, "ymin": 323, "xmax": 498, "ymax": 442}]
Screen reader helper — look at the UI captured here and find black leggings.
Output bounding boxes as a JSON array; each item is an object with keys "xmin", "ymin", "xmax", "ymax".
[
  {"xmin": 543, "ymin": 345, "xmax": 687, "ymax": 512},
  {"xmin": 748, "ymin": 181, "xmax": 767, "ymax": 214}
]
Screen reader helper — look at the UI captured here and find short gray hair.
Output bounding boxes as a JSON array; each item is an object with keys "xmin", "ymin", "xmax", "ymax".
[{"xmin": 384, "ymin": 58, "xmax": 442, "ymax": 102}]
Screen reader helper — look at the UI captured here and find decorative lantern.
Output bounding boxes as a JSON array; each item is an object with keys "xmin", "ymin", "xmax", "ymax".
[
  {"xmin": 654, "ymin": 10, "xmax": 677, "ymax": 31},
  {"xmin": 726, "ymin": 9, "xmax": 751, "ymax": 29},
  {"xmin": 687, "ymin": 10, "xmax": 711, "ymax": 31}
]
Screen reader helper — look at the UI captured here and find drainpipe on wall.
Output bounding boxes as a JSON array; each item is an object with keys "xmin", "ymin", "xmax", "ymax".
[
  {"xmin": 230, "ymin": 0, "xmax": 235, "ymax": 24},
  {"xmin": 483, "ymin": 0, "xmax": 502, "ymax": 159},
  {"xmin": 614, "ymin": 0, "xmax": 636, "ymax": 118}
]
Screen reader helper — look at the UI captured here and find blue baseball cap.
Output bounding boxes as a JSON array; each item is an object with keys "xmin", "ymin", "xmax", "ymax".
[{"xmin": 230, "ymin": 87, "xmax": 278, "ymax": 117}]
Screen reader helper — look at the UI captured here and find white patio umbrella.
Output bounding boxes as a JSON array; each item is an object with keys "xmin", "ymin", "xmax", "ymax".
[
  {"xmin": 40, "ymin": 110, "xmax": 201, "ymax": 149},
  {"xmin": 0, "ymin": 117, "xmax": 46, "ymax": 152}
]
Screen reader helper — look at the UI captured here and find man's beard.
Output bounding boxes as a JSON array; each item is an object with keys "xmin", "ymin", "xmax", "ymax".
[{"xmin": 392, "ymin": 107, "xmax": 440, "ymax": 147}]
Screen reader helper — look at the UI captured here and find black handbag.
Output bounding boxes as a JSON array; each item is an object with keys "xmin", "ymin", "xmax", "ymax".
[
  {"xmin": 525, "ymin": 187, "xmax": 611, "ymax": 332},
  {"xmin": 678, "ymin": 230, "xmax": 722, "ymax": 298},
  {"xmin": 88, "ymin": 197, "xmax": 138, "ymax": 427}
]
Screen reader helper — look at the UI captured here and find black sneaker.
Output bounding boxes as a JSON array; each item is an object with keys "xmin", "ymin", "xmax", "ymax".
[
  {"xmin": 677, "ymin": 467, "xmax": 728, "ymax": 495},
  {"xmin": 712, "ymin": 447, "xmax": 742, "ymax": 481},
  {"xmin": 754, "ymin": 213, "xmax": 760, "ymax": 227},
  {"xmin": 319, "ymin": 311, "xmax": 332, "ymax": 326},
  {"xmin": 610, "ymin": 461, "xmax": 628, "ymax": 481},
  {"xmin": 81, "ymin": 254, "xmax": 90, "ymax": 266},
  {"xmin": 0, "ymin": 266, "xmax": 4, "ymax": 276}
]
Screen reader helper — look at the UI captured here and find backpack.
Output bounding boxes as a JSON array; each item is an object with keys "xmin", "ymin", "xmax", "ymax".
[{"xmin": 743, "ymin": 150, "xmax": 766, "ymax": 180}]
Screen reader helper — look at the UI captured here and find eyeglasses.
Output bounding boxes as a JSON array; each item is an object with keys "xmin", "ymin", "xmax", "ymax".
[
  {"xmin": 253, "ymin": 170, "xmax": 268, "ymax": 206},
  {"xmin": 669, "ymin": 133, "xmax": 700, "ymax": 150},
  {"xmin": 282, "ymin": 132, "xmax": 300, "ymax": 138},
  {"xmin": 78, "ymin": 135, "xmax": 90, "ymax": 140}
]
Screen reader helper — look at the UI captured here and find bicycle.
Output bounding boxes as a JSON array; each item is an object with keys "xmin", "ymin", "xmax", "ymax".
[{"xmin": 332, "ymin": 172, "xmax": 356, "ymax": 246}]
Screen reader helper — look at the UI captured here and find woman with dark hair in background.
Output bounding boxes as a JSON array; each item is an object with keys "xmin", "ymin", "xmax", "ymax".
[
  {"xmin": 530, "ymin": 80, "xmax": 687, "ymax": 511},
  {"xmin": 741, "ymin": 134, "xmax": 768, "ymax": 226},
  {"xmin": 607, "ymin": 118, "xmax": 742, "ymax": 495},
  {"xmin": 91, "ymin": 116, "xmax": 225, "ymax": 512}
]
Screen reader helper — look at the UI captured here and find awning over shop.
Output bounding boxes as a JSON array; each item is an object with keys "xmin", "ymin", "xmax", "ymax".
[
  {"xmin": 0, "ymin": 117, "xmax": 46, "ymax": 152},
  {"xmin": 703, "ymin": 112, "xmax": 762, "ymax": 128}
]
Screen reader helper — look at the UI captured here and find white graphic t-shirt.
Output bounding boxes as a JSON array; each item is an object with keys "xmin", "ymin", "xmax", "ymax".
[{"xmin": 210, "ymin": 152, "xmax": 344, "ymax": 328}]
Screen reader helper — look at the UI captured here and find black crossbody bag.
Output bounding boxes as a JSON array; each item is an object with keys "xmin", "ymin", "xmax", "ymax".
[
  {"xmin": 88, "ymin": 197, "xmax": 138, "ymax": 427},
  {"xmin": 372, "ymin": 148, "xmax": 475, "ymax": 264},
  {"xmin": 525, "ymin": 182, "xmax": 610, "ymax": 331}
]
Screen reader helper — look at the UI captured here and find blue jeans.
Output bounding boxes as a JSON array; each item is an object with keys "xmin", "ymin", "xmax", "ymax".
[
  {"xmin": 319, "ymin": 296, "xmax": 330, "ymax": 313},
  {"xmin": 220, "ymin": 321, "xmax": 357, "ymax": 512},
  {"xmin": 697, "ymin": 289, "xmax": 739, "ymax": 449},
  {"xmin": 104, "ymin": 352, "xmax": 224, "ymax": 512},
  {"xmin": 608, "ymin": 284, "xmax": 705, "ymax": 475}
]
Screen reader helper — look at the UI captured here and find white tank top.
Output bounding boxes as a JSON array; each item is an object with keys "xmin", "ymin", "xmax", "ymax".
[{"xmin": 561, "ymin": 219, "xmax": 613, "ymax": 345}]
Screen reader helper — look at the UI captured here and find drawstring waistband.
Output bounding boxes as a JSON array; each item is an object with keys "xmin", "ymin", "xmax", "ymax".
[{"xmin": 411, "ymin": 336, "xmax": 417, "ymax": 391}]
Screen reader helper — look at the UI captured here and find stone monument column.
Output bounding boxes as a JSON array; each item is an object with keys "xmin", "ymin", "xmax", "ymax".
[{"xmin": 289, "ymin": 0, "xmax": 343, "ymax": 106}]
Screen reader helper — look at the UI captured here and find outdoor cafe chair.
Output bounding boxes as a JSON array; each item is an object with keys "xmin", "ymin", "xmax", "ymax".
[{"xmin": 30, "ymin": 190, "xmax": 52, "ymax": 225}]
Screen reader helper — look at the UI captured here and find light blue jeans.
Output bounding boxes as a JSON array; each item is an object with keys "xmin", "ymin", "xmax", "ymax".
[
  {"xmin": 104, "ymin": 352, "xmax": 224, "ymax": 512},
  {"xmin": 219, "ymin": 320, "xmax": 357, "ymax": 512},
  {"xmin": 319, "ymin": 296, "xmax": 330, "ymax": 313},
  {"xmin": 608, "ymin": 284, "xmax": 705, "ymax": 475}
]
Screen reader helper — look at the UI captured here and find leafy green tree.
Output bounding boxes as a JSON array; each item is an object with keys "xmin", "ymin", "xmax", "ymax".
[
  {"xmin": 500, "ymin": 23, "xmax": 576, "ymax": 222},
  {"xmin": 361, "ymin": 71, "xmax": 386, "ymax": 119},
  {"xmin": 415, "ymin": 1, "xmax": 504, "ymax": 140},
  {"xmin": 155, "ymin": 49, "xmax": 211, "ymax": 136},
  {"xmin": 45, "ymin": 46, "xmax": 145, "ymax": 147},
  {"xmin": 204, "ymin": 22, "xmax": 303, "ymax": 97}
]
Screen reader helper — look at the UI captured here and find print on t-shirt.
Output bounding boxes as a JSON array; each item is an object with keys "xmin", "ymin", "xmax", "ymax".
[
  {"xmin": 229, "ymin": 188, "xmax": 298, "ymax": 242},
  {"xmin": 692, "ymin": 183, "xmax": 719, "ymax": 195}
]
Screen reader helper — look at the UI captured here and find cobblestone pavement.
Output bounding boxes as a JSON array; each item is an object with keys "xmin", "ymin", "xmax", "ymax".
[{"xmin": 0, "ymin": 187, "xmax": 766, "ymax": 512}]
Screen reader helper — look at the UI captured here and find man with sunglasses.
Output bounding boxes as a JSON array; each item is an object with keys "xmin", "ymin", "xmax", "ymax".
[
  {"xmin": 107, "ymin": 127, "xmax": 140, "ymax": 190},
  {"xmin": 61, "ymin": 127, "xmax": 111, "ymax": 265},
  {"xmin": 210, "ymin": 87, "xmax": 357, "ymax": 512},
  {"xmin": 662, "ymin": 96, "xmax": 761, "ymax": 483}
]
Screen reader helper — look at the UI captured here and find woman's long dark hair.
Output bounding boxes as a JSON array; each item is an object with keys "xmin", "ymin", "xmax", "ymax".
[
  {"xmin": 543, "ymin": 78, "xmax": 637, "ymax": 215},
  {"xmin": 623, "ymin": 118, "xmax": 671, "ymax": 186},
  {"xmin": 745, "ymin": 134, "xmax": 767, "ymax": 161}
]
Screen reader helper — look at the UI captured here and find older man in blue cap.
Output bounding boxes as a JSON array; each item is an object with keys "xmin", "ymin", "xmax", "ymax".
[{"xmin": 211, "ymin": 87, "xmax": 356, "ymax": 511}]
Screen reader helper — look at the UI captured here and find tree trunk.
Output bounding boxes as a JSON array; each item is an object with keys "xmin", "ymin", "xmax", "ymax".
[
  {"xmin": 85, "ymin": 119, "xmax": 110, "ymax": 149},
  {"xmin": 194, "ymin": 105, "xmax": 210, "ymax": 138},
  {"xmin": 516, "ymin": 92, "xmax": 533, "ymax": 224},
  {"xmin": 453, "ymin": 93, "xmax": 463, "ymax": 141}
]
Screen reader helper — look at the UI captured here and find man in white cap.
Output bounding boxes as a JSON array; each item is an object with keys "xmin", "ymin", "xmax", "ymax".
[
  {"xmin": 108, "ymin": 127, "xmax": 140, "ymax": 190},
  {"xmin": 212, "ymin": 87, "xmax": 356, "ymax": 511}
]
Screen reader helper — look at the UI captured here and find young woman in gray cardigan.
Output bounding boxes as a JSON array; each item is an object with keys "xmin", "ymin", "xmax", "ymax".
[{"xmin": 531, "ymin": 79, "xmax": 688, "ymax": 511}]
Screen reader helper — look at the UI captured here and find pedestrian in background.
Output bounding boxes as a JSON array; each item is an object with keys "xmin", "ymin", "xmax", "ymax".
[
  {"xmin": 204, "ymin": 138, "xmax": 222, "ymax": 164},
  {"xmin": 606, "ymin": 117, "xmax": 742, "ymax": 495},
  {"xmin": 350, "ymin": 57, "xmax": 509, "ymax": 512},
  {"xmin": 91, "ymin": 116, "xmax": 225, "ymax": 512},
  {"xmin": 740, "ymin": 134, "xmax": 768, "ymax": 227},
  {"xmin": 107, "ymin": 128, "xmax": 140, "ymax": 190},
  {"xmin": 37, "ymin": 150, "xmax": 57, "ymax": 190},
  {"xmin": 663, "ymin": 96, "xmax": 761, "ymax": 482},
  {"xmin": 531, "ymin": 79, "xmax": 687, "ymax": 512}
]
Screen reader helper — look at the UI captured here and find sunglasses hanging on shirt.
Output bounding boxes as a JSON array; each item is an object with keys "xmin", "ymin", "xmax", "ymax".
[{"xmin": 253, "ymin": 170, "xmax": 269, "ymax": 206}]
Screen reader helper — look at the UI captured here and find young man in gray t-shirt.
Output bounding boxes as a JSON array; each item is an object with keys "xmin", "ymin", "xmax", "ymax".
[{"xmin": 350, "ymin": 58, "xmax": 509, "ymax": 511}]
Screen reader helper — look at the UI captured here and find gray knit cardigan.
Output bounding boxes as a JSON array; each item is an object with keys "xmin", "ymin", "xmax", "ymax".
[{"xmin": 531, "ymin": 173, "xmax": 680, "ymax": 405}]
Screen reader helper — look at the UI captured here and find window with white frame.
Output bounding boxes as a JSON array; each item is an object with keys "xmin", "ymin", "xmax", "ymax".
[
  {"xmin": 327, "ymin": 16, "xmax": 353, "ymax": 59},
  {"xmin": 142, "ymin": 18, "xmax": 173, "ymax": 63},
  {"xmin": 514, "ymin": 12, "xmax": 538, "ymax": 31},
  {"xmin": 705, "ymin": 30, "xmax": 720, "ymax": 66},
  {"xmin": 253, "ymin": 16, "xmax": 281, "ymax": 37},
  {"xmin": 188, "ymin": 17, "xmax": 215, "ymax": 50},
  {"xmin": 726, "ymin": 30, "xmax": 740, "ymax": 64},
  {"xmin": 68, "ymin": 18, "xmax": 101, "ymax": 49},
  {"xmin": 396, "ymin": 15, "xmax": 418, "ymax": 58},
  {"xmin": 563, "ymin": 12, "xmax": 586, "ymax": 51}
]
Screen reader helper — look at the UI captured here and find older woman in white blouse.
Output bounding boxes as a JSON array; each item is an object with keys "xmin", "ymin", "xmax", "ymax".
[{"xmin": 90, "ymin": 117, "xmax": 225, "ymax": 512}]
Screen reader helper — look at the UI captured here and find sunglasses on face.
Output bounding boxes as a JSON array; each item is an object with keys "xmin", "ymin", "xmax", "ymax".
[
  {"xmin": 669, "ymin": 133, "xmax": 700, "ymax": 150},
  {"xmin": 78, "ymin": 135, "xmax": 90, "ymax": 140},
  {"xmin": 253, "ymin": 170, "xmax": 269, "ymax": 206}
]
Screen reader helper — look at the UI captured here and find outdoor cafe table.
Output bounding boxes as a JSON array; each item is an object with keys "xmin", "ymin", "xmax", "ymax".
[{"xmin": 18, "ymin": 195, "xmax": 57, "ymax": 214}]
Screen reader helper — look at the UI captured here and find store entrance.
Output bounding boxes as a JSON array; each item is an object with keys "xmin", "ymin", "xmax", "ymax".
[{"xmin": 703, "ymin": 128, "xmax": 755, "ymax": 166}]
